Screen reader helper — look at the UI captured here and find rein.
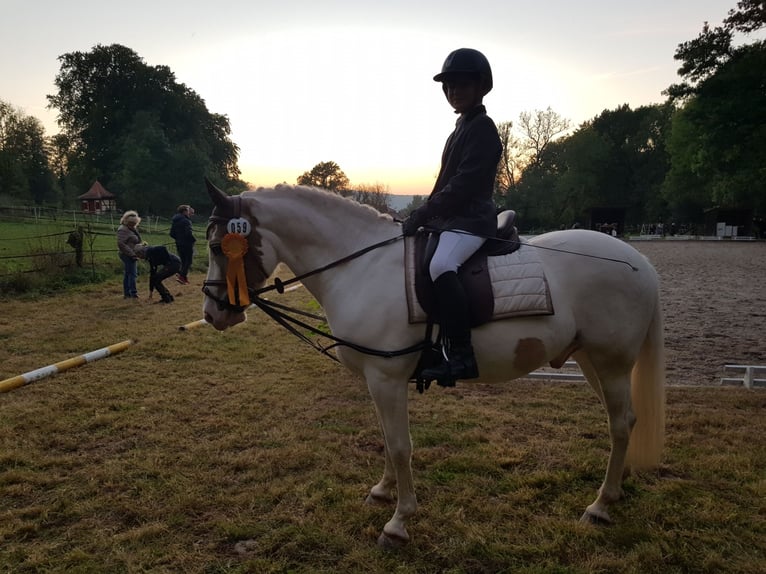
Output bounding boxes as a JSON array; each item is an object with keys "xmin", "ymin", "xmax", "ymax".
[
  {"xmin": 204, "ymin": 233, "xmax": 431, "ymax": 362},
  {"xmin": 422, "ymin": 225, "xmax": 640, "ymax": 271},
  {"xmin": 254, "ymin": 234, "xmax": 402, "ymax": 297}
]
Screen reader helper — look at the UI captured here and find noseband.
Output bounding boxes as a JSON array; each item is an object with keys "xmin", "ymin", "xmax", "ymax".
[{"xmin": 202, "ymin": 280, "xmax": 249, "ymax": 313}]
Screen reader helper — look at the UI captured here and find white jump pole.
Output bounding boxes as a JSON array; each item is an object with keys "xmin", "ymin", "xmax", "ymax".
[
  {"xmin": 0, "ymin": 339, "xmax": 134, "ymax": 393},
  {"xmin": 179, "ymin": 319, "xmax": 207, "ymax": 331}
]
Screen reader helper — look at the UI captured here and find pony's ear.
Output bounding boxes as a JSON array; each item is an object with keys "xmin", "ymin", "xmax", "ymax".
[{"xmin": 205, "ymin": 177, "xmax": 230, "ymax": 208}]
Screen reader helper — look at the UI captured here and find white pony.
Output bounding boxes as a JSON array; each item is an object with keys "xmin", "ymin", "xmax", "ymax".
[{"xmin": 201, "ymin": 180, "xmax": 665, "ymax": 548}]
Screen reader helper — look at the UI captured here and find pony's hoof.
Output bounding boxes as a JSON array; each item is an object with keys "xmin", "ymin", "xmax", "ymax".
[
  {"xmin": 377, "ymin": 530, "xmax": 408, "ymax": 550},
  {"xmin": 365, "ymin": 492, "xmax": 394, "ymax": 506},
  {"xmin": 579, "ymin": 509, "xmax": 613, "ymax": 525}
]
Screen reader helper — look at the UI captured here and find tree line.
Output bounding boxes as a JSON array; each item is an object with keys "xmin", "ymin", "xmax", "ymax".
[
  {"xmin": 0, "ymin": 1, "xmax": 763, "ymax": 232},
  {"xmin": 491, "ymin": 0, "xmax": 764, "ymax": 232}
]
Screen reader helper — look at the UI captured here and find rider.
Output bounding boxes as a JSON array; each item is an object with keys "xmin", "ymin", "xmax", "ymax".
[{"xmin": 402, "ymin": 48, "xmax": 502, "ymax": 384}]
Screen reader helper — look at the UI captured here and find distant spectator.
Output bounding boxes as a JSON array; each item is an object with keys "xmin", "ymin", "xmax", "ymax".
[
  {"xmin": 170, "ymin": 204, "xmax": 196, "ymax": 285},
  {"xmin": 116, "ymin": 211, "xmax": 142, "ymax": 299},
  {"xmin": 134, "ymin": 244, "xmax": 181, "ymax": 304}
]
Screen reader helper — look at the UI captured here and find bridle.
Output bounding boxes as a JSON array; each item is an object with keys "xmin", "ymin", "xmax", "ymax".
[
  {"xmin": 200, "ymin": 232, "xmax": 252, "ymax": 314},
  {"xmin": 201, "ymin": 210, "xmax": 432, "ymax": 361},
  {"xmin": 201, "ymin": 195, "xmax": 270, "ymax": 313}
]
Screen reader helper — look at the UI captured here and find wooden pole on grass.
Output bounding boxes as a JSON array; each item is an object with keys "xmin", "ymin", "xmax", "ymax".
[
  {"xmin": 0, "ymin": 339, "xmax": 134, "ymax": 393},
  {"xmin": 178, "ymin": 319, "xmax": 208, "ymax": 331}
]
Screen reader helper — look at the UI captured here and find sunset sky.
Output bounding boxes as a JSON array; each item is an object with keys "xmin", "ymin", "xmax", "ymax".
[{"xmin": 1, "ymin": 0, "xmax": 736, "ymax": 195}]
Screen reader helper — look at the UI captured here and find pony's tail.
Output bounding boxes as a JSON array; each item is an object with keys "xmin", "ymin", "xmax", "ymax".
[{"xmin": 626, "ymin": 296, "xmax": 666, "ymax": 470}]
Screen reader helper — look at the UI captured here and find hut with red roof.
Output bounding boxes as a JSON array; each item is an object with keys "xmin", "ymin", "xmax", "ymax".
[{"xmin": 78, "ymin": 181, "xmax": 116, "ymax": 214}]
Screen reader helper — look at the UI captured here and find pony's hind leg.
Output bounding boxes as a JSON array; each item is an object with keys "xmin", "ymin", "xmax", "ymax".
[
  {"xmin": 581, "ymin": 369, "xmax": 635, "ymax": 525},
  {"xmin": 573, "ymin": 351, "xmax": 604, "ymax": 406},
  {"xmin": 366, "ymin": 435, "xmax": 396, "ymax": 506},
  {"xmin": 364, "ymin": 372, "xmax": 417, "ymax": 548}
]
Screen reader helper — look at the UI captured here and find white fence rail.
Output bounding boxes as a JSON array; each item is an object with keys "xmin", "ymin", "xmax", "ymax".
[
  {"xmin": 527, "ymin": 362, "xmax": 766, "ymax": 389},
  {"xmin": 720, "ymin": 365, "xmax": 766, "ymax": 389},
  {"xmin": 524, "ymin": 360, "xmax": 585, "ymax": 382}
]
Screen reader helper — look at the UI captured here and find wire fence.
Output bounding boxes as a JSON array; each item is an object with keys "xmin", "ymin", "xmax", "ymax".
[
  {"xmin": 0, "ymin": 207, "xmax": 181, "ymax": 287},
  {"xmin": 0, "ymin": 205, "xmax": 170, "ymax": 234}
]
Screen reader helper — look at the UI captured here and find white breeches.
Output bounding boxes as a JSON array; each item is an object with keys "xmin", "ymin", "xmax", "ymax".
[{"xmin": 429, "ymin": 230, "xmax": 486, "ymax": 281}]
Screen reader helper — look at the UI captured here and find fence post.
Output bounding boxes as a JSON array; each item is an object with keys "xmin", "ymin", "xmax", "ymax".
[{"xmin": 744, "ymin": 367, "xmax": 754, "ymax": 389}]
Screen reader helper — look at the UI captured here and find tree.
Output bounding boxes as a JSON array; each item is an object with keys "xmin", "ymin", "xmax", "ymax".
[
  {"xmin": 518, "ymin": 107, "xmax": 570, "ymax": 169},
  {"xmin": 503, "ymin": 108, "xmax": 570, "ymax": 230},
  {"xmin": 664, "ymin": 23, "xmax": 734, "ymax": 101},
  {"xmin": 350, "ymin": 182, "xmax": 391, "ymax": 212},
  {"xmin": 590, "ymin": 104, "xmax": 672, "ymax": 221},
  {"xmin": 0, "ymin": 100, "xmax": 57, "ymax": 204},
  {"xmin": 494, "ymin": 120, "xmax": 524, "ymax": 208},
  {"xmin": 297, "ymin": 161, "xmax": 349, "ymax": 192},
  {"xmin": 549, "ymin": 125, "xmax": 612, "ymax": 226},
  {"xmin": 510, "ymin": 103, "xmax": 671, "ymax": 231},
  {"xmin": 664, "ymin": 45, "xmax": 766, "ymax": 217},
  {"xmin": 47, "ymin": 44, "xmax": 241, "ymax": 213},
  {"xmin": 662, "ymin": 1, "xmax": 765, "ymax": 218},
  {"xmin": 666, "ymin": 0, "xmax": 764, "ymax": 100}
]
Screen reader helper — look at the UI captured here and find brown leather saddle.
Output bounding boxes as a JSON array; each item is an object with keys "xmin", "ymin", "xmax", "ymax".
[{"xmin": 413, "ymin": 210, "xmax": 521, "ymax": 328}]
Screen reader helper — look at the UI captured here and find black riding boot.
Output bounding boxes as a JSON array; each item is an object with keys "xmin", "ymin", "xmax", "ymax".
[{"xmin": 420, "ymin": 271, "xmax": 479, "ymax": 385}]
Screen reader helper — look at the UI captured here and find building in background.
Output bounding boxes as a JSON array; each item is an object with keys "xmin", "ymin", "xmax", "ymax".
[{"xmin": 78, "ymin": 181, "xmax": 116, "ymax": 214}]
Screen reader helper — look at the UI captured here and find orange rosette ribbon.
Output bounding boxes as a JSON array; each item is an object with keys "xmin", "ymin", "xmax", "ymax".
[{"xmin": 220, "ymin": 233, "xmax": 251, "ymax": 307}]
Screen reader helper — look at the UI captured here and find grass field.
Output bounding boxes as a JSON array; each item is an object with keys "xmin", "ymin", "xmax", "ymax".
[{"xmin": 1, "ymin": 267, "xmax": 764, "ymax": 573}]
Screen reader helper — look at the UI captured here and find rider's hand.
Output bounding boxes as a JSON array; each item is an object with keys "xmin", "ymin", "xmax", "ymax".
[{"xmin": 401, "ymin": 208, "xmax": 426, "ymax": 236}]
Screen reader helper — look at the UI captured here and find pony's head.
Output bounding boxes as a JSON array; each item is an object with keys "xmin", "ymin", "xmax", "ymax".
[{"xmin": 202, "ymin": 178, "xmax": 274, "ymax": 330}]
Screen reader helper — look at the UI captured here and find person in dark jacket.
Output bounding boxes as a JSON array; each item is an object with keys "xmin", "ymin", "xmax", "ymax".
[
  {"xmin": 169, "ymin": 204, "xmax": 196, "ymax": 284},
  {"xmin": 134, "ymin": 244, "xmax": 181, "ymax": 303},
  {"xmin": 402, "ymin": 48, "xmax": 502, "ymax": 385}
]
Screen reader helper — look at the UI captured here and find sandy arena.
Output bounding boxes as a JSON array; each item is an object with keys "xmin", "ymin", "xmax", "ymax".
[{"xmin": 629, "ymin": 240, "xmax": 765, "ymax": 386}]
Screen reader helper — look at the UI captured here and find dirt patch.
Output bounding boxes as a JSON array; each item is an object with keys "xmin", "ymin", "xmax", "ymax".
[{"xmin": 631, "ymin": 240, "xmax": 766, "ymax": 386}]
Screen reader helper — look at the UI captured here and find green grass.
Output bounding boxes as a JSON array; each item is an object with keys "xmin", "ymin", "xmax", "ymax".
[{"xmin": 0, "ymin": 277, "xmax": 764, "ymax": 573}]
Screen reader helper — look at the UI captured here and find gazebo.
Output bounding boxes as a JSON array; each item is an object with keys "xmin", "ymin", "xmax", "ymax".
[{"xmin": 78, "ymin": 181, "xmax": 116, "ymax": 214}]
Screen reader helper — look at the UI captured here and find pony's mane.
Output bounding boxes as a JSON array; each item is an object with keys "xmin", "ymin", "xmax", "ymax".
[{"xmin": 244, "ymin": 184, "xmax": 394, "ymax": 223}]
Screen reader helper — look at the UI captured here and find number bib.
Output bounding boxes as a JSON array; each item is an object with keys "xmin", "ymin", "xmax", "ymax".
[{"xmin": 226, "ymin": 218, "xmax": 251, "ymax": 237}]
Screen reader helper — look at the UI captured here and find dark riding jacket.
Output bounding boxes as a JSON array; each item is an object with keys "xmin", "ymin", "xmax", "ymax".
[
  {"xmin": 414, "ymin": 105, "xmax": 502, "ymax": 237},
  {"xmin": 170, "ymin": 213, "xmax": 196, "ymax": 246}
]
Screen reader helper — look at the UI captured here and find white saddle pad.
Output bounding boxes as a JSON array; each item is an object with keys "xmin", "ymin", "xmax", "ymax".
[{"xmin": 405, "ymin": 240, "xmax": 554, "ymax": 324}]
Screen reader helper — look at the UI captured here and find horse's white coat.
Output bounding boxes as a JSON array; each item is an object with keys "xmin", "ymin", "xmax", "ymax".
[{"xmin": 203, "ymin": 183, "xmax": 665, "ymax": 547}]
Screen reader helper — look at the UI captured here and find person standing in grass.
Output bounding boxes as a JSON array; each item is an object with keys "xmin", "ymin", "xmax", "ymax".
[
  {"xmin": 116, "ymin": 210, "xmax": 142, "ymax": 299},
  {"xmin": 170, "ymin": 204, "xmax": 196, "ymax": 284}
]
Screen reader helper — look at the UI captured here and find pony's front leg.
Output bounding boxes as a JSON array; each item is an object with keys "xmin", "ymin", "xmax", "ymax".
[{"xmin": 365, "ymin": 372, "xmax": 417, "ymax": 548}]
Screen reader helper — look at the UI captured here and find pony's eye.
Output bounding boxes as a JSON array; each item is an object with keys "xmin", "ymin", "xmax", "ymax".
[{"xmin": 210, "ymin": 244, "xmax": 223, "ymax": 256}]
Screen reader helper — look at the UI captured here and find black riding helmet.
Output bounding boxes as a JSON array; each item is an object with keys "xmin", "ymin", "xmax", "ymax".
[{"xmin": 433, "ymin": 48, "xmax": 493, "ymax": 95}]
